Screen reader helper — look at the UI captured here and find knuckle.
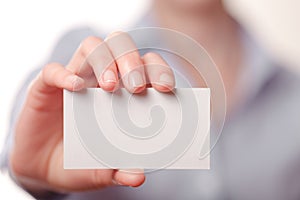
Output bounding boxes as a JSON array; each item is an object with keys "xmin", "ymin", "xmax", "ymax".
[
  {"xmin": 42, "ymin": 62, "xmax": 60, "ymax": 79},
  {"xmin": 80, "ymin": 36, "xmax": 103, "ymax": 57},
  {"xmin": 143, "ymin": 52, "xmax": 161, "ymax": 59},
  {"xmin": 106, "ymin": 31, "xmax": 135, "ymax": 50},
  {"xmin": 143, "ymin": 52, "xmax": 170, "ymax": 68},
  {"xmin": 91, "ymin": 170, "xmax": 101, "ymax": 188},
  {"xmin": 43, "ymin": 62, "xmax": 57, "ymax": 71},
  {"xmin": 91, "ymin": 170, "xmax": 112, "ymax": 189},
  {"xmin": 107, "ymin": 31, "xmax": 126, "ymax": 39},
  {"xmin": 82, "ymin": 36, "xmax": 102, "ymax": 45}
]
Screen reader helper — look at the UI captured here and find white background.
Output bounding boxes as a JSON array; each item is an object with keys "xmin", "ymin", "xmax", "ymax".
[{"xmin": 0, "ymin": 0, "xmax": 299, "ymax": 199}]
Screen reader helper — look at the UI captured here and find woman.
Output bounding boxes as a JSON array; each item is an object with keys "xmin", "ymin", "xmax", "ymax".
[{"xmin": 1, "ymin": 0, "xmax": 300, "ymax": 199}]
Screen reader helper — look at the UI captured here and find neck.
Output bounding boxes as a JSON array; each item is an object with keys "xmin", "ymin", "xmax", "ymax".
[
  {"xmin": 152, "ymin": 0, "xmax": 244, "ymax": 111},
  {"xmin": 152, "ymin": 0, "xmax": 238, "ymax": 53}
]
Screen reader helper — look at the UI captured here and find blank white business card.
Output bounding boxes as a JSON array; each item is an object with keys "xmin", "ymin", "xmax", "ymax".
[{"xmin": 64, "ymin": 88, "xmax": 210, "ymax": 169}]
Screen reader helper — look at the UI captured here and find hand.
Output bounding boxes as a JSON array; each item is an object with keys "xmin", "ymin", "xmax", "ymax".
[{"xmin": 9, "ymin": 32, "xmax": 175, "ymax": 194}]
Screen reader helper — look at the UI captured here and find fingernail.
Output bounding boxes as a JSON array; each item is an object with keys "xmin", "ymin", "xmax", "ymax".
[
  {"xmin": 129, "ymin": 71, "xmax": 144, "ymax": 89},
  {"xmin": 159, "ymin": 73, "xmax": 174, "ymax": 86},
  {"xmin": 103, "ymin": 70, "xmax": 117, "ymax": 83}
]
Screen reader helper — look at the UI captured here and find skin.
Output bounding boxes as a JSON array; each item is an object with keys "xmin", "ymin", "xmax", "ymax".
[
  {"xmin": 9, "ymin": 0, "xmax": 242, "ymax": 196},
  {"xmin": 10, "ymin": 32, "xmax": 175, "ymax": 195},
  {"xmin": 153, "ymin": 0, "xmax": 243, "ymax": 110}
]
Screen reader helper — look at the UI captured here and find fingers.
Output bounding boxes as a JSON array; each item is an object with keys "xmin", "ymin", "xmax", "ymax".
[
  {"xmin": 143, "ymin": 52, "xmax": 175, "ymax": 92},
  {"xmin": 66, "ymin": 33, "xmax": 175, "ymax": 94},
  {"xmin": 44, "ymin": 33, "xmax": 174, "ymax": 95},
  {"xmin": 106, "ymin": 32, "xmax": 146, "ymax": 93},
  {"xmin": 68, "ymin": 36, "xmax": 119, "ymax": 91},
  {"xmin": 38, "ymin": 63, "xmax": 85, "ymax": 93}
]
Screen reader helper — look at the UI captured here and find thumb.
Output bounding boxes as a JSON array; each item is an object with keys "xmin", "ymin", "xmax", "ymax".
[{"xmin": 46, "ymin": 142, "xmax": 145, "ymax": 192}]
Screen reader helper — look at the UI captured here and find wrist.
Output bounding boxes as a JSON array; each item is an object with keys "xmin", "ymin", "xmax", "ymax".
[{"xmin": 9, "ymin": 165, "xmax": 67, "ymax": 199}]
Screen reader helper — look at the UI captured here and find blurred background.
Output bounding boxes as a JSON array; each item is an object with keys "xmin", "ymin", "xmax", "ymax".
[{"xmin": 0, "ymin": 0, "xmax": 299, "ymax": 198}]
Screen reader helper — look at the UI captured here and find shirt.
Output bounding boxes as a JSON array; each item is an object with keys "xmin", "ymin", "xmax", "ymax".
[{"xmin": 1, "ymin": 18, "xmax": 300, "ymax": 200}]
